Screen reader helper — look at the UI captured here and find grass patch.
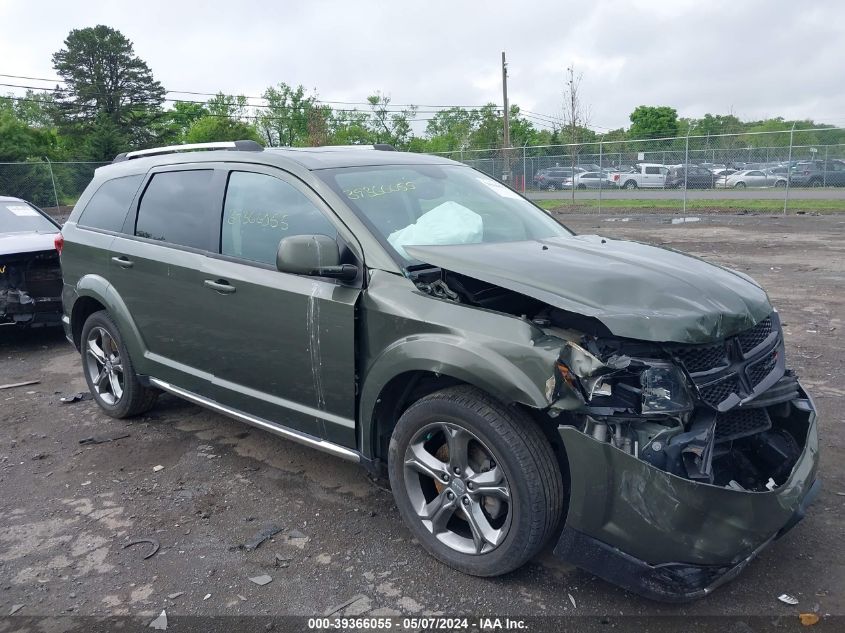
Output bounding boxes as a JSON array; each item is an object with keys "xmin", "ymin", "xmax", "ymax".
[{"xmin": 534, "ymin": 198, "xmax": 845, "ymax": 212}]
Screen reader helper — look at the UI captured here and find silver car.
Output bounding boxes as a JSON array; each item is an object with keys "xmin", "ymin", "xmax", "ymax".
[
  {"xmin": 571, "ymin": 171, "xmax": 617, "ymax": 189},
  {"xmin": 724, "ymin": 169, "xmax": 787, "ymax": 189}
]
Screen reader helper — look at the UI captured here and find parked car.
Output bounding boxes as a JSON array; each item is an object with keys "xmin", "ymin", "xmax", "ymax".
[
  {"xmin": 664, "ymin": 165, "xmax": 717, "ymax": 189},
  {"xmin": 59, "ymin": 141, "xmax": 819, "ymax": 602},
  {"xmin": 0, "ymin": 196, "xmax": 63, "ymax": 327},
  {"xmin": 533, "ymin": 167, "xmax": 583, "ymax": 190},
  {"xmin": 570, "ymin": 171, "xmax": 617, "ymax": 189},
  {"xmin": 723, "ymin": 169, "xmax": 787, "ymax": 188},
  {"xmin": 610, "ymin": 163, "xmax": 668, "ymax": 189},
  {"xmin": 788, "ymin": 160, "xmax": 845, "ymax": 187}
]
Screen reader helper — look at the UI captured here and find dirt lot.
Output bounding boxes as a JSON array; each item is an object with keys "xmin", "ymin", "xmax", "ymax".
[{"xmin": 1, "ymin": 211, "xmax": 843, "ymax": 627}]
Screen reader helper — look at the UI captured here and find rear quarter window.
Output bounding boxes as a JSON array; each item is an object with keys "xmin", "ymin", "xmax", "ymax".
[{"xmin": 78, "ymin": 175, "xmax": 144, "ymax": 232}]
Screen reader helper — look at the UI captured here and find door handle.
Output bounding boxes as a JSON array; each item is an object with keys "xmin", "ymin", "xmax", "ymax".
[
  {"xmin": 204, "ymin": 279, "xmax": 236, "ymax": 294},
  {"xmin": 111, "ymin": 256, "xmax": 134, "ymax": 269}
]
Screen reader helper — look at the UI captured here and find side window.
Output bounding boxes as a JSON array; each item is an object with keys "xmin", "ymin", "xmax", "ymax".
[
  {"xmin": 135, "ymin": 170, "xmax": 215, "ymax": 250},
  {"xmin": 221, "ymin": 171, "xmax": 337, "ymax": 266},
  {"xmin": 78, "ymin": 175, "xmax": 143, "ymax": 232},
  {"xmin": 645, "ymin": 166, "xmax": 660, "ymax": 175}
]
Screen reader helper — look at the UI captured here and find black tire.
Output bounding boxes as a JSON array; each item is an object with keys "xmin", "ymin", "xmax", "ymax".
[
  {"xmin": 623, "ymin": 180, "xmax": 637, "ymax": 190},
  {"xmin": 577, "ymin": 184, "xmax": 587, "ymax": 190},
  {"xmin": 546, "ymin": 183, "xmax": 557, "ymax": 191},
  {"xmin": 734, "ymin": 181, "xmax": 746, "ymax": 189},
  {"xmin": 388, "ymin": 385, "xmax": 563, "ymax": 577},
  {"xmin": 809, "ymin": 178, "xmax": 823, "ymax": 188},
  {"xmin": 80, "ymin": 310, "xmax": 158, "ymax": 418}
]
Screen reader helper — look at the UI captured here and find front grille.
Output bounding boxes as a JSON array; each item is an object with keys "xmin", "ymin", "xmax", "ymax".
[
  {"xmin": 714, "ymin": 407, "xmax": 771, "ymax": 443},
  {"xmin": 747, "ymin": 351, "xmax": 778, "ymax": 388},
  {"xmin": 674, "ymin": 343, "xmax": 728, "ymax": 374},
  {"xmin": 699, "ymin": 378, "xmax": 740, "ymax": 407},
  {"xmin": 737, "ymin": 316, "xmax": 773, "ymax": 354}
]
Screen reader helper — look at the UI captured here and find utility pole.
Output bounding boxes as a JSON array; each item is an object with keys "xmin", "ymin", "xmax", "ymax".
[{"xmin": 501, "ymin": 51, "xmax": 511, "ymax": 182}]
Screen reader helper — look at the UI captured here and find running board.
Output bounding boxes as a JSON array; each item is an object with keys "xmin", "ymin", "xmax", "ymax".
[{"xmin": 148, "ymin": 378, "xmax": 360, "ymax": 463}]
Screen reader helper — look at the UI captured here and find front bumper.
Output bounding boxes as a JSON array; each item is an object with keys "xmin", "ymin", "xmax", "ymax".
[{"xmin": 553, "ymin": 385, "xmax": 820, "ymax": 601}]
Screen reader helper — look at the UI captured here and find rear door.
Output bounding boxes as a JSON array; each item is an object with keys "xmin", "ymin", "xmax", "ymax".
[
  {"xmin": 108, "ymin": 166, "xmax": 225, "ymax": 395},
  {"xmin": 198, "ymin": 166, "xmax": 361, "ymax": 447},
  {"xmin": 643, "ymin": 165, "xmax": 663, "ymax": 188}
]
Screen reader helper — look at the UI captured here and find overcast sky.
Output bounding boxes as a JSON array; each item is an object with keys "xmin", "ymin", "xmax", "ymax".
[{"xmin": 2, "ymin": 0, "xmax": 844, "ymax": 132}]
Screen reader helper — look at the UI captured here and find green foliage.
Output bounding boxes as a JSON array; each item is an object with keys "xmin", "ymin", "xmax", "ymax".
[
  {"xmin": 628, "ymin": 106, "xmax": 680, "ymax": 139},
  {"xmin": 257, "ymin": 84, "xmax": 318, "ymax": 147},
  {"xmin": 185, "ymin": 115, "xmax": 262, "ymax": 144},
  {"xmin": 52, "ymin": 25, "xmax": 165, "ymax": 155}
]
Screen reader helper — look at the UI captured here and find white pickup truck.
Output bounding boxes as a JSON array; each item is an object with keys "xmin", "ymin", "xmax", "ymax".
[{"xmin": 610, "ymin": 163, "xmax": 668, "ymax": 189}]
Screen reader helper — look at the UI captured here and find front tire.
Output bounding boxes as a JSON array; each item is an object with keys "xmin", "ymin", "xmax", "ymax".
[
  {"xmin": 80, "ymin": 311, "xmax": 158, "ymax": 418},
  {"xmin": 388, "ymin": 386, "xmax": 563, "ymax": 577}
]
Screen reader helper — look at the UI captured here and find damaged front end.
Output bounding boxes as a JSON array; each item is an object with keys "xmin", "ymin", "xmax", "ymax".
[
  {"xmin": 402, "ymin": 244, "xmax": 819, "ymax": 601},
  {"xmin": 547, "ymin": 310, "xmax": 820, "ymax": 601},
  {"xmin": 0, "ymin": 250, "xmax": 63, "ymax": 327}
]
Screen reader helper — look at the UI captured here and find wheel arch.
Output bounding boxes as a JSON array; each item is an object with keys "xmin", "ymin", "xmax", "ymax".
[
  {"xmin": 71, "ymin": 275, "xmax": 145, "ymax": 365},
  {"xmin": 359, "ymin": 335, "xmax": 552, "ymax": 463}
]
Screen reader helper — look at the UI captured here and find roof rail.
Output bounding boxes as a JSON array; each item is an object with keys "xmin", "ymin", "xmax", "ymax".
[{"xmin": 113, "ymin": 140, "xmax": 263, "ymax": 163}]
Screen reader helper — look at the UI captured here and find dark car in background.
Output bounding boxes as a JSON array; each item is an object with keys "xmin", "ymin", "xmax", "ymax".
[
  {"xmin": 0, "ymin": 196, "xmax": 63, "ymax": 327},
  {"xmin": 532, "ymin": 167, "xmax": 582, "ymax": 190},
  {"xmin": 665, "ymin": 165, "xmax": 717, "ymax": 189},
  {"xmin": 789, "ymin": 160, "xmax": 845, "ymax": 187}
]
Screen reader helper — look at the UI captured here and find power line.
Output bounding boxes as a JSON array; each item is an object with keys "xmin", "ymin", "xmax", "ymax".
[{"xmin": 0, "ymin": 73, "xmax": 493, "ymax": 110}]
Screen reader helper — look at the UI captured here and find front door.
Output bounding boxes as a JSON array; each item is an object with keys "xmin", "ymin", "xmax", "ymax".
[{"xmin": 198, "ymin": 167, "xmax": 361, "ymax": 447}]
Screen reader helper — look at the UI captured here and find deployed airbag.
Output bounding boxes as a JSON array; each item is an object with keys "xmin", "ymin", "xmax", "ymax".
[{"xmin": 388, "ymin": 202, "xmax": 483, "ymax": 259}]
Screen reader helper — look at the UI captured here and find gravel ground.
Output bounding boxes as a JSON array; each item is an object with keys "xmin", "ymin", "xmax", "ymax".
[{"xmin": 0, "ymin": 211, "xmax": 843, "ymax": 628}]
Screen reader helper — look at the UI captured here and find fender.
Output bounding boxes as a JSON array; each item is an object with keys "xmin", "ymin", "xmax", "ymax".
[
  {"xmin": 358, "ymin": 333, "xmax": 558, "ymax": 457},
  {"xmin": 74, "ymin": 274, "xmax": 149, "ymax": 374}
]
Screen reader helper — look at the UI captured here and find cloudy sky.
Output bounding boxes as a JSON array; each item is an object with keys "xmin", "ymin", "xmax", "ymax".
[{"xmin": 1, "ymin": 0, "xmax": 844, "ymax": 132}]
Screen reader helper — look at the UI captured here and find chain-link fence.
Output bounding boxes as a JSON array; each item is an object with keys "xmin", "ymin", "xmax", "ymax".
[
  {"xmin": 3, "ymin": 127, "xmax": 845, "ymax": 218},
  {"xmin": 430, "ymin": 126, "xmax": 845, "ymax": 211},
  {"xmin": 0, "ymin": 160, "xmax": 109, "ymax": 214}
]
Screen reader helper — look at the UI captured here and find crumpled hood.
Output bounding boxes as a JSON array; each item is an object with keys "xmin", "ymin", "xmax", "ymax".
[{"xmin": 405, "ymin": 235, "xmax": 772, "ymax": 344}]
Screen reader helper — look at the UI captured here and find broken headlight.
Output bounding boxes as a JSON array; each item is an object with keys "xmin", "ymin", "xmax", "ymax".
[
  {"xmin": 640, "ymin": 363, "xmax": 694, "ymax": 414},
  {"xmin": 556, "ymin": 341, "xmax": 694, "ymax": 415}
]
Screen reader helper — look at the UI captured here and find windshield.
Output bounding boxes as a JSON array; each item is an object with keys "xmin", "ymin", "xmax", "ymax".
[
  {"xmin": 0, "ymin": 201, "xmax": 58, "ymax": 234},
  {"xmin": 316, "ymin": 164, "xmax": 572, "ymax": 262}
]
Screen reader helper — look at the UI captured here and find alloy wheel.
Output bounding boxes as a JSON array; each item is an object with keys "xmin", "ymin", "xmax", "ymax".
[
  {"xmin": 85, "ymin": 326, "xmax": 124, "ymax": 405},
  {"xmin": 403, "ymin": 422, "xmax": 511, "ymax": 555}
]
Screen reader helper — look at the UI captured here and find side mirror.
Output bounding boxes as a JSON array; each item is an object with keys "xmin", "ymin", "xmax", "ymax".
[{"xmin": 276, "ymin": 234, "xmax": 358, "ymax": 281}]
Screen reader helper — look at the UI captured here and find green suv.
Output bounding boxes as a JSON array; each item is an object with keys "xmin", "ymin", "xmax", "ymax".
[{"xmin": 59, "ymin": 141, "xmax": 819, "ymax": 601}]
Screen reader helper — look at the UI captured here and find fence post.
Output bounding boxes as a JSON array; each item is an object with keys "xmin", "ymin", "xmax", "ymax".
[
  {"xmin": 824, "ymin": 145, "xmax": 829, "ymax": 186},
  {"xmin": 43, "ymin": 157, "xmax": 60, "ymax": 211},
  {"xmin": 683, "ymin": 124, "xmax": 695, "ymax": 214},
  {"xmin": 598, "ymin": 138, "xmax": 603, "ymax": 214},
  {"xmin": 783, "ymin": 122, "xmax": 796, "ymax": 215},
  {"xmin": 522, "ymin": 141, "xmax": 528, "ymax": 193}
]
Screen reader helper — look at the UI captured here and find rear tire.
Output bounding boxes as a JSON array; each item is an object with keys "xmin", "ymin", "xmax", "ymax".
[
  {"xmin": 734, "ymin": 181, "xmax": 747, "ymax": 189},
  {"xmin": 80, "ymin": 311, "xmax": 158, "ymax": 419},
  {"xmin": 623, "ymin": 180, "xmax": 637, "ymax": 190},
  {"xmin": 388, "ymin": 385, "xmax": 563, "ymax": 577}
]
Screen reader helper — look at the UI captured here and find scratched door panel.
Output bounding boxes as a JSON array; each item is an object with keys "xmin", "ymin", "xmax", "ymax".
[{"xmin": 198, "ymin": 255, "xmax": 359, "ymax": 447}]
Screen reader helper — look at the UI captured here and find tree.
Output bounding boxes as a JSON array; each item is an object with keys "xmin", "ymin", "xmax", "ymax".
[
  {"xmin": 628, "ymin": 106, "xmax": 679, "ymax": 140},
  {"xmin": 159, "ymin": 100, "xmax": 209, "ymax": 144},
  {"xmin": 366, "ymin": 93, "xmax": 417, "ymax": 148},
  {"xmin": 184, "ymin": 93, "xmax": 261, "ymax": 144},
  {"xmin": 52, "ymin": 25, "xmax": 165, "ymax": 156},
  {"xmin": 562, "ymin": 65, "xmax": 590, "ymax": 202},
  {"xmin": 257, "ymin": 83, "xmax": 318, "ymax": 147}
]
